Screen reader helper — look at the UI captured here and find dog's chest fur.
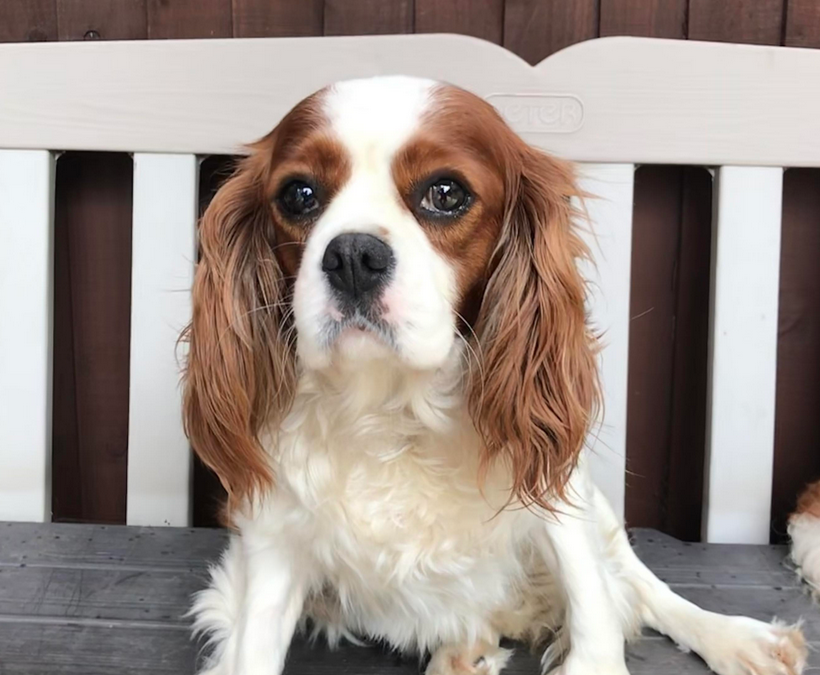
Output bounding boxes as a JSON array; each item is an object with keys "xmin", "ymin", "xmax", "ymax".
[{"xmin": 265, "ymin": 369, "xmax": 544, "ymax": 650}]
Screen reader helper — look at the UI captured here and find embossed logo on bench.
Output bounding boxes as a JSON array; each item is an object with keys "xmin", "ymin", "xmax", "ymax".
[{"xmin": 487, "ymin": 94, "xmax": 584, "ymax": 134}]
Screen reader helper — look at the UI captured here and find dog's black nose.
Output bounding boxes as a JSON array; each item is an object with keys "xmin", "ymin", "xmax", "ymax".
[{"xmin": 322, "ymin": 233, "xmax": 394, "ymax": 301}]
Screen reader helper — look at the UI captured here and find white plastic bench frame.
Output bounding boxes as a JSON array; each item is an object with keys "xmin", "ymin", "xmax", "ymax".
[{"xmin": 2, "ymin": 35, "xmax": 819, "ymax": 542}]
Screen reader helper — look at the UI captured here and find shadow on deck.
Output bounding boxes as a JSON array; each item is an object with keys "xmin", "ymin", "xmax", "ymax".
[{"xmin": 0, "ymin": 523, "xmax": 816, "ymax": 674}]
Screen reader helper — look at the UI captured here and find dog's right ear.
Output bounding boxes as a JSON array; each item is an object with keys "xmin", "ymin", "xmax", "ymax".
[{"xmin": 182, "ymin": 156, "xmax": 296, "ymax": 511}]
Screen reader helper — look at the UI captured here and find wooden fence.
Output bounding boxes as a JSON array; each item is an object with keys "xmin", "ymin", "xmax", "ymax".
[{"xmin": 2, "ymin": 0, "xmax": 818, "ymax": 542}]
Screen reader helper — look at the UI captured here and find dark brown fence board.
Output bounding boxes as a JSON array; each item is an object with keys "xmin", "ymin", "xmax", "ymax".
[
  {"xmin": 503, "ymin": 0, "xmax": 598, "ymax": 63},
  {"xmin": 52, "ymin": 153, "xmax": 134, "ymax": 524},
  {"xmin": 599, "ymin": 0, "xmax": 686, "ymax": 38},
  {"xmin": 147, "ymin": 0, "xmax": 231, "ymax": 39},
  {"xmin": 625, "ymin": 167, "xmax": 683, "ymax": 531},
  {"xmin": 233, "ymin": 0, "xmax": 324, "ymax": 37},
  {"xmin": 772, "ymin": 169, "xmax": 820, "ymax": 542},
  {"xmin": 0, "ymin": 0, "xmax": 58, "ymax": 42},
  {"xmin": 785, "ymin": 0, "xmax": 820, "ymax": 47},
  {"xmin": 665, "ymin": 168, "xmax": 712, "ymax": 542},
  {"xmin": 688, "ymin": 0, "xmax": 785, "ymax": 45},
  {"xmin": 52, "ymin": 178, "xmax": 82, "ymax": 523},
  {"xmin": 57, "ymin": 0, "xmax": 147, "ymax": 41},
  {"xmin": 415, "ymin": 0, "xmax": 504, "ymax": 44},
  {"xmin": 324, "ymin": 0, "xmax": 413, "ymax": 35}
]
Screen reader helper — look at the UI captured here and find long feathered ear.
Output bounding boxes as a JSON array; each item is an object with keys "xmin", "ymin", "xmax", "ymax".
[
  {"xmin": 182, "ymin": 157, "xmax": 296, "ymax": 511},
  {"xmin": 469, "ymin": 147, "xmax": 600, "ymax": 511}
]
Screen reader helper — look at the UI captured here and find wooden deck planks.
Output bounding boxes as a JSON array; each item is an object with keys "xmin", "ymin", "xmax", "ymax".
[{"xmin": 0, "ymin": 524, "xmax": 817, "ymax": 674}]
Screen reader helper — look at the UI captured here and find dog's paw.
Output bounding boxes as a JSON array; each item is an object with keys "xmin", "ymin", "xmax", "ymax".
[
  {"xmin": 699, "ymin": 617, "xmax": 807, "ymax": 675},
  {"xmin": 426, "ymin": 642, "xmax": 512, "ymax": 675}
]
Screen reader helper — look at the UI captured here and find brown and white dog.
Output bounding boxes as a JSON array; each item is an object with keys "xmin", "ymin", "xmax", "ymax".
[
  {"xmin": 183, "ymin": 77, "xmax": 807, "ymax": 675},
  {"xmin": 791, "ymin": 481, "xmax": 820, "ymax": 600}
]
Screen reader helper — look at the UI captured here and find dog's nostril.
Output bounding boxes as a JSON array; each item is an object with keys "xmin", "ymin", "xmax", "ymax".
[
  {"xmin": 362, "ymin": 249, "xmax": 389, "ymax": 272},
  {"xmin": 321, "ymin": 247, "xmax": 343, "ymax": 272}
]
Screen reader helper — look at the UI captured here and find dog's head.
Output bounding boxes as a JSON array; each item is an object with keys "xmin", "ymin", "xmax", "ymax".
[{"xmin": 183, "ymin": 77, "xmax": 599, "ymax": 512}]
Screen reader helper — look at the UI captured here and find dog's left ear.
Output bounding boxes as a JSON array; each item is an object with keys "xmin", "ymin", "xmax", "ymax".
[{"xmin": 469, "ymin": 146, "xmax": 600, "ymax": 511}]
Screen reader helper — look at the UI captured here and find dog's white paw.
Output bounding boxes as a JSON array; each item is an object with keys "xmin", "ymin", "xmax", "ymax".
[
  {"xmin": 699, "ymin": 617, "xmax": 807, "ymax": 675},
  {"xmin": 426, "ymin": 642, "xmax": 513, "ymax": 675}
]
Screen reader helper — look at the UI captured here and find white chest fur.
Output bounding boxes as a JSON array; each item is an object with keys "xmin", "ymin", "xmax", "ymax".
[{"xmin": 253, "ymin": 368, "xmax": 542, "ymax": 651}]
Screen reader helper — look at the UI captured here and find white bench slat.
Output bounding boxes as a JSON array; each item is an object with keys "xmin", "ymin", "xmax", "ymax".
[
  {"xmin": 577, "ymin": 163, "xmax": 636, "ymax": 522},
  {"xmin": 126, "ymin": 153, "xmax": 198, "ymax": 527},
  {"xmin": 0, "ymin": 150, "xmax": 55, "ymax": 522},
  {"xmin": 703, "ymin": 166, "xmax": 783, "ymax": 544}
]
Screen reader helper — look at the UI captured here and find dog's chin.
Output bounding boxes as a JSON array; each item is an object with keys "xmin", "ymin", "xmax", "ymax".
[
  {"xmin": 298, "ymin": 312, "xmax": 458, "ymax": 373},
  {"xmin": 334, "ymin": 326, "xmax": 395, "ymax": 363}
]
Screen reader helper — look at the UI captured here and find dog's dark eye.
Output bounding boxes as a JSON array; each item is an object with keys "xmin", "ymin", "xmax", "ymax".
[
  {"xmin": 420, "ymin": 178, "xmax": 469, "ymax": 216},
  {"xmin": 278, "ymin": 180, "xmax": 320, "ymax": 218}
]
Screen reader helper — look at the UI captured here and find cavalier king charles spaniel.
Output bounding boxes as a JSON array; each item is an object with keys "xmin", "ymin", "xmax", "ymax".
[{"xmin": 183, "ymin": 77, "xmax": 808, "ymax": 675}]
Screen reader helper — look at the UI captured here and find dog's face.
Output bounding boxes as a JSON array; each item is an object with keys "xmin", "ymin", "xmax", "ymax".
[
  {"xmin": 289, "ymin": 78, "xmax": 463, "ymax": 371},
  {"xmin": 184, "ymin": 76, "xmax": 599, "ymax": 513},
  {"xmin": 258, "ymin": 77, "xmax": 515, "ymax": 372}
]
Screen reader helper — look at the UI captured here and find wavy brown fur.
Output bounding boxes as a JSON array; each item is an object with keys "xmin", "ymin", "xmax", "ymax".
[
  {"xmin": 182, "ymin": 154, "xmax": 297, "ymax": 512},
  {"xmin": 469, "ymin": 142, "xmax": 600, "ymax": 512}
]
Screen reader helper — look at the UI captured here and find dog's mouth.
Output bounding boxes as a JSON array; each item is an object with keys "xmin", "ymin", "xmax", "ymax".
[{"xmin": 322, "ymin": 311, "xmax": 396, "ymax": 351}]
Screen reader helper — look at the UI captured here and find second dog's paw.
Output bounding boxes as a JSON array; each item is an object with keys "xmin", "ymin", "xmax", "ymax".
[{"xmin": 699, "ymin": 617, "xmax": 807, "ymax": 675}]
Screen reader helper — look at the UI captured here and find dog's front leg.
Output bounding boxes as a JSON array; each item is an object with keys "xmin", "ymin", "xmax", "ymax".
[
  {"xmin": 538, "ymin": 482, "xmax": 629, "ymax": 675},
  {"xmin": 232, "ymin": 532, "xmax": 306, "ymax": 675},
  {"xmin": 193, "ymin": 531, "xmax": 307, "ymax": 675}
]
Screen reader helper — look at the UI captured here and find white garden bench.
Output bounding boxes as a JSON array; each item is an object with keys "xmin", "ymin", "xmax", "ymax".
[{"xmin": 0, "ymin": 35, "xmax": 817, "ymax": 674}]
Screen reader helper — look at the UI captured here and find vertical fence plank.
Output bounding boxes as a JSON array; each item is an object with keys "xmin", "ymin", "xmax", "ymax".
[
  {"xmin": 51, "ymin": 162, "xmax": 80, "ymax": 522},
  {"xmin": 147, "ymin": 0, "xmax": 232, "ymax": 39},
  {"xmin": 0, "ymin": 0, "xmax": 58, "ymax": 42},
  {"xmin": 127, "ymin": 154, "xmax": 198, "ymax": 527},
  {"xmin": 772, "ymin": 169, "xmax": 820, "ymax": 540},
  {"xmin": 324, "ymin": 0, "xmax": 412, "ymax": 35},
  {"xmin": 703, "ymin": 167, "xmax": 783, "ymax": 544},
  {"xmin": 0, "ymin": 150, "xmax": 55, "ymax": 522},
  {"xmin": 665, "ymin": 168, "xmax": 712, "ymax": 542},
  {"xmin": 415, "ymin": 0, "xmax": 504, "ymax": 43},
  {"xmin": 56, "ymin": 0, "xmax": 147, "ymax": 40},
  {"xmin": 624, "ymin": 167, "xmax": 683, "ymax": 532},
  {"xmin": 623, "ymin": 167, "xmax": 712, "ymax": 541},
  {"xmin": 233, "ymin": 0, "xmax": 323, "ymax": 37},
  {"xmin": 577, "ymin": 164, "xmax": 635, "ymax": 521},
  {"xmin": 599, "ymin": 0, "xmax": 686, "ymax": 38},
  {"xmin": 688, "ymin": 0, "xmax": 784, "ymax": 45},
  {"xmin": 503, "ymin": 0, "xmax": 598, "ymax": 63},
  {"xmin": 52, "ymin": 153, "xmax": 133, "ymax": 524},
  {"xmin": 785, "ymin": 0, "xmax": 820, "ymax": 48}
]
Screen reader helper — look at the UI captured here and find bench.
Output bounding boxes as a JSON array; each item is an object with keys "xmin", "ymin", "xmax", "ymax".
[{"xmin": 1, "ymin": 34, "xmax": 819, "ymax": 673}]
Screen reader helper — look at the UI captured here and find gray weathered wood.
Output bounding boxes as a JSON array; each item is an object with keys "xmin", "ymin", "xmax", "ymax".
[{"xmin": 0, "ymin": 524, "xmax": 817, "ymax": 674}]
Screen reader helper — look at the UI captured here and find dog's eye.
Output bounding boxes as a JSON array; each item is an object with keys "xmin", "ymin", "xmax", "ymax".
[
  {"xmin": 419, "ymin": 178, "xmax": 469, "ymax": 216},
  {"xmin": 277, "ymin": 180, "xmax": 320, "ymax": 218}
]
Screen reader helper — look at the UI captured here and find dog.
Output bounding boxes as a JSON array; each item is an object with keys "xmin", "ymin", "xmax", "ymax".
[
  {"xmin": 183, "ymin": 76, "xmax": 808, "ymax": 675},
  {"xmin": 791, "ymin": 480, "xmax": 820, "ymax": 600}
]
